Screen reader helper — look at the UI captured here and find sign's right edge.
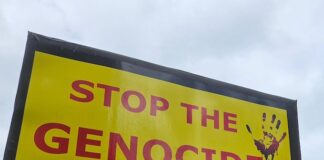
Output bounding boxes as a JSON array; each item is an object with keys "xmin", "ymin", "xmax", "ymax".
[{"xmin": 287, "ymin": 100, "xmax": 302, "ymax": 160}]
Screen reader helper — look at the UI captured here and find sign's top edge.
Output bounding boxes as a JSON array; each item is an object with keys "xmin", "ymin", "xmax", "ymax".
[{"xmin": 27, "ymin": 31, "xmax": 297, "ymax": 108}]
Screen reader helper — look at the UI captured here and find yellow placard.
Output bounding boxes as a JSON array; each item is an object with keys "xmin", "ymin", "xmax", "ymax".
[{"xmin": 16, "ymin": 51, "xmax": 291, "ymax": 160}]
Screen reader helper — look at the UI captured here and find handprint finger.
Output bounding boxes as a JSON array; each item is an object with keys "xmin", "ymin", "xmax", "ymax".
[
  {"xmin": 276, "ymin": 120, "xmax": 281, "ymax": 130},
  {"xmin": 246, "ymin": 124, "xmax": 252, "ymax": 134},
  {"xmin": 262, "ymin": 113, "xmax": 266, "ymax": 129},
  {"xmin": 269, "ymin": 114, "xmax": 277, "ymax": 131},
  {"xmin": 278, "ymin": 132, "xmax": 287, "ymax": 143},
  {"xmin": 271, "ymin": 114, "xmax": 276, "ymax": 123}
]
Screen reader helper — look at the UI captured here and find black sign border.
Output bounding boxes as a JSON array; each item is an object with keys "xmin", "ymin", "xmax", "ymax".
[{"xmin": 4, "ymin": 32, "xmax": 301, "ymax": 159}]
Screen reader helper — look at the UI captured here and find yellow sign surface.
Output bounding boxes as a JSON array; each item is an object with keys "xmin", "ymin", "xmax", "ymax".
[{"xmin": 16, "ymin": 51, "xmax": 291, "ymax": 160}]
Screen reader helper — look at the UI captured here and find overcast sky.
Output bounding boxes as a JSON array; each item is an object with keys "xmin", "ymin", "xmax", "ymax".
[{"xmin": 1, "ymin": 0, "xmax": 324, "ymax": 159}]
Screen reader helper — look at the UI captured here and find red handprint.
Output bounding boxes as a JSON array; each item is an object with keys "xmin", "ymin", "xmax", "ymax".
[{"xmin": 246, "ymin": 113, "xmax": 287, "ymax": 160}]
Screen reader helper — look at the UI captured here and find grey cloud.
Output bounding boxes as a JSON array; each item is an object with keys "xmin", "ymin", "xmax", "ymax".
[{"xmin": 1, "ymin": 0, "xmax": 324, "ymax": 159}]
